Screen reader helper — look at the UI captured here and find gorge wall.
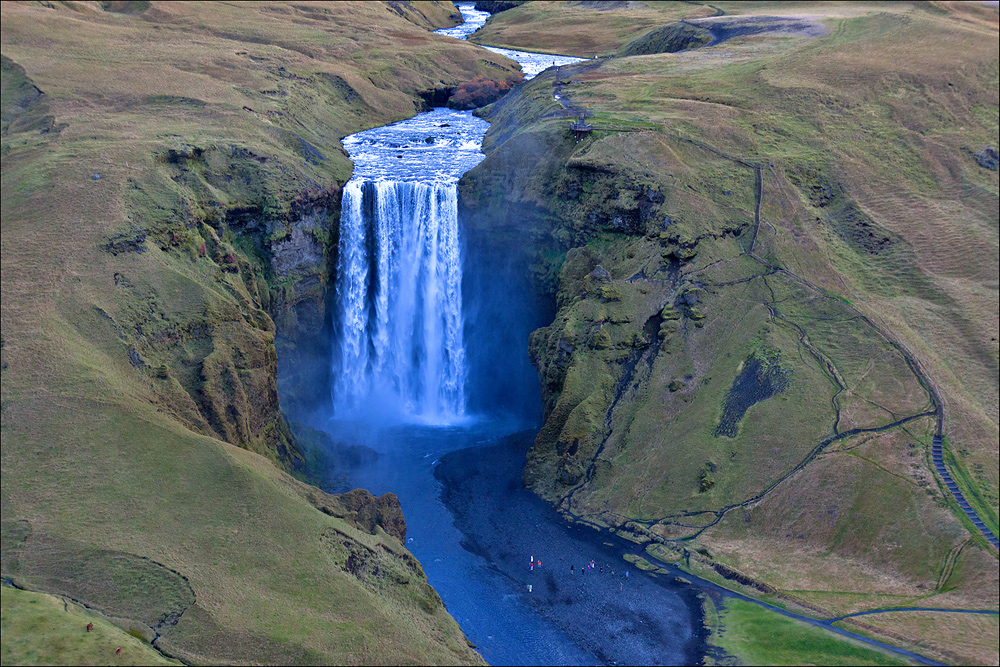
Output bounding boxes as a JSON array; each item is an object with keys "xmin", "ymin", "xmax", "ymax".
[
  {"xmin": 0, "ymin": 2, "xmax": 520, "ymax": 664},
  {"xmin": 457, "ymin": 26, "xmax": 999, "ymax": 662}
]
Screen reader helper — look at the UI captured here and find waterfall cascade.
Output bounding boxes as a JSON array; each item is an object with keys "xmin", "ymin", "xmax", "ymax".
[
  {"xmin": 331, "ymin": 108, "xmax": 489, "ymax": 424},
  {"xmin": 333, "ymin": 179, "xmax": 467, "ymax": 423}
]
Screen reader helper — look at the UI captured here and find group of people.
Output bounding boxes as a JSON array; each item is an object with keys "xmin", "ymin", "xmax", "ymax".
[
  {"xmin": 570, "ymin": 559, "xmax": 628, "ymax": 577},
  {"xmin": 525, "ymin": 555, "xmax": 631, "ymax": 593}
]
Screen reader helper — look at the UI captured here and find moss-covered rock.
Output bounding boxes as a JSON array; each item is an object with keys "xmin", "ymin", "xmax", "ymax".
[{"xmin": 617, "ymin": 22, "xmax": 713, "ymax": 57}]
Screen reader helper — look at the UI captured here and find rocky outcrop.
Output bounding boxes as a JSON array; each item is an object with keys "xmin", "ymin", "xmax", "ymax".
[
  {"xmin": 301, "ymin": 486, "xmax": 407, "ymax": 543},
  {"xmin": 325, "ymin": 490, "xmax": 407, "ymax": 543},
  {"xmin": 617, "ymin": 23, "xmax": 712, "ymax": 56},
  {"xmin": 474, "ymin": 1, "xmax": 526, "ymax": 14},
  {"xmin": 459, "ymin": 82, "xmax": 695, "ymax": 503},
  {"xmin": 972, "ymin": 145, "xmax": 998, "ymax": 171}
]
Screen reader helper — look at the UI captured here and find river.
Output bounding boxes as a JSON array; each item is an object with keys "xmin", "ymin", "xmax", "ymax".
[
  {"xmin": 305, "ymin": 6, "xmax": 961, "ymax": 665},
  {"xmin": 315, "ymin": 5, "xmax": 704, "ymax": 666}
]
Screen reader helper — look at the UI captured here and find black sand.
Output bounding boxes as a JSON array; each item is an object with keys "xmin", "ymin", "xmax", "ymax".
[{"xmin": 435, "ymin": 431, "xmax": 709, "ymax": 666}]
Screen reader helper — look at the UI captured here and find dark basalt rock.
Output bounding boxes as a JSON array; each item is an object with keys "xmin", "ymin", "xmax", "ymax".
[
  {"xmin": 972, "ymin": 146, "xmax": 998, "ymax": 171},
  {"xmin": 417, "ymin": 86, "xmax": 456, "ymax": 110},
  {"xmin": 313, "ymin": 488, "xmax": 408, "ymax": 543},
  {"xmin": 474, "ymin": 1, "xmax": 525, "ymax": 14},
  {"xmin": 589, "ymin": 265, "xmax": 612, "ymax": 281},
  {"xmin": 715, "ymin": 355, "xmax": 789, "ymax": 438},
  {"xmin": 103, "ymin": 229, "xmax": 147, "ymax": 255}
]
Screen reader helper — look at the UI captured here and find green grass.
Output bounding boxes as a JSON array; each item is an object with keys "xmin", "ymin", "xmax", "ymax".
[
  {"xmin": 939, "ymin": 435, "xmax": 1000, "ymax": 544},
  {"xmin": 1, "ymin": 586, "xmax": 180, "ymax": 666},
  {"xmin": 708, "ymin": 597, "xmax": 912, "ymax": 666},
  {"xmin": 462, "ymin": 3, "xmax": 997, "ymax": 663},
  {"xmin": 0, "ymin": 1, "xmax": 511, "ymax": 664}
]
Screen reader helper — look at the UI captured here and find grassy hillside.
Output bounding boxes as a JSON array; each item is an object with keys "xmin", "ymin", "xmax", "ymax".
[
  {"xmin": 702, "ymin": 596, "xmax": 910, "ymax": 667},
  {"xmin": 1, "ymin": 586, "xmax": 181, "ymax": 666},
  {"xmin": 469, "ymin": 0, "xmax": 717, "ymax": 56},
  {"xmin": 460, "ymin": 2, "xmax": 998, "ymax": 664},
  {"xmin": 1, "ymin": 1, "xmax": 518, "ymax": 663}
]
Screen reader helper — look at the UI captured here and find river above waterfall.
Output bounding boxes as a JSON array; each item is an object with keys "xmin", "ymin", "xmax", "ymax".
[
  {"xmin": 316, "ymin": 7, "xmax": 702, "ymax": 666},
  {"xmin": 341, "ymin": 108, "xmax": 489, "ymax": 183},
  {"xmin": 436, "ymin": 3, "xmax": 586, "ymax": 79}
]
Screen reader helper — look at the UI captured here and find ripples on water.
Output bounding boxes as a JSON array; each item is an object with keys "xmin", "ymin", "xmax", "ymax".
[
  {"xmin": 343, "ymin": 108, "xmax": 489, "ymax": 183},
  {"xmin": 434, "ymin": 4, "xmax": 491, "ymax": 40}
]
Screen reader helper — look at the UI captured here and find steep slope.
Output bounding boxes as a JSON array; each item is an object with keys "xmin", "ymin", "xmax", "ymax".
[
  {"xmin": 1, "ymin": 1, "xmax": 518, "ymax": 663},
  {"xmin": 460, "ymin": 3, "xmax": 998, "ymax": 664}
]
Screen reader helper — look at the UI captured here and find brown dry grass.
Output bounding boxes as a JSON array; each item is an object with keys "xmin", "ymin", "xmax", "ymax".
[
  {"xmin": 838, "ymin": 610, "xmax": 1000, "ymax": 666},
  {"xmin": 470, "ymin": 3, "xmax": 997, "ymax": 662},
  {"xmin": 469, "ymin": 0, "xmax": 715, "ymax": 56},
  {"xmin": 1, "ymin": 1, "xmax": 509, "ymax": 663}
]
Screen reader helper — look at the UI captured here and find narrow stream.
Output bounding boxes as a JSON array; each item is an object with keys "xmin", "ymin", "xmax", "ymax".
[{"xmin": 316, "ymin": 6, "xmax": 702, "ymax": 665}]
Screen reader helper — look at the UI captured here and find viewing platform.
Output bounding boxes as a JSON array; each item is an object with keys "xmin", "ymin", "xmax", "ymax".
[{"xmin": 570, "ymin": 115, "xmax": 593, "ymax": 140}]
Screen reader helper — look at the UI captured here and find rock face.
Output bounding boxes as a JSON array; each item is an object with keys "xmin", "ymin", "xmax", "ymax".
[
  {"xmin": 972, "ymin": 146, "xmax": 999, "ymax": 171},
  {"xmin": 617, "ymin": 23, "xmax": 713, "ymax": 56},
  {"xmin": 459, "ymin": 74, "xmax": 763, "ymax": 506},
  {"xmin": 311, "ymin": 488, "xmax": 408, "ymax": 543},
  {"xmin": 107, "ymin": 175, "xmax": 344, "ymax": 470},
  {"xmin": 268, "ymin": 194, "xmax": 341, "ymax": 422}
]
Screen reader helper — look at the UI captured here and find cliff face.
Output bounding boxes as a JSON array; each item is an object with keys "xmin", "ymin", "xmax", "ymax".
[
  {"xmin": 105, "ymin": 154, "xmax": 343, "ymax": 470},
  {"xmin": 268, "ymin": 193, "xmax": 341, "ymax": 423},
  {"xmin": 459, "ymin": 13, "xmax": 999, "ymax": 660},
  {"xmin": 1, "ymin": 2, "xmax": 512, "ymax": 664}
]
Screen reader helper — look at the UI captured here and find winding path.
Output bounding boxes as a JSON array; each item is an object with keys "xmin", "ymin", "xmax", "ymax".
[
  {"xmin": 544, "ymin": 118, "xmax": 998, "ymax": 664},
  {"xmin": 742, "ymin": 159, "xmax": 998, "ymax": 550},
  {"xmin": 674, "ymin": 133, "xmax": 1000, "ymax": 551},
  {"xmin": 826, "ymin": 607, "xmax": 1000, "ymax": 623}
]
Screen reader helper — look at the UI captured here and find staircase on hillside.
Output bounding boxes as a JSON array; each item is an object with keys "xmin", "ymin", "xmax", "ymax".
[{"xmin": 931, "ymin": 434, "xmax": 999, "ymax": 548}]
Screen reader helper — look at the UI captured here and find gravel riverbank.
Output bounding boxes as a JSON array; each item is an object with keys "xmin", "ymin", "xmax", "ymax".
[{"xmin": 435, "ymin": 431, "xmax": 709, "ymax": 665}]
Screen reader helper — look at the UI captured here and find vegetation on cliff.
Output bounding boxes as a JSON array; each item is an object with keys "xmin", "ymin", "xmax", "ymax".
[
  {"xmin": 460, "ymin": 2, "xmax": 998, "ymax": 664},
  {"xmin": 1, "ymin": 1, "xmax": 519, "ymax": 663}
]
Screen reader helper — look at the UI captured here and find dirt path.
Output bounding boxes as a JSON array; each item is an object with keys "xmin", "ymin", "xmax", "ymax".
[
  {"xmin": 654, "ymin": 133, "xmax": 999, "ymax": 551},
  {"xmin": 826, "ymin": 607, "xmax": 1000, "ymax": 623},
  {"xmin": 743, "ymin": 163, "xmax": 999, "ymax": 550}
]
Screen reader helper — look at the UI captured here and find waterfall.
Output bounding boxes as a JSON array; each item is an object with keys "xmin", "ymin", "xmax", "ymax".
[{"xmin": 333, "ymin": 179, "xmax": 467, "ymax": 423}]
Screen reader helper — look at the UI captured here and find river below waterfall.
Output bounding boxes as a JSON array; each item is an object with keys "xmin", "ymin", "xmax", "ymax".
[{"xmin": 313, "ymin": 5, "xmax": 704, "ymax": 665}]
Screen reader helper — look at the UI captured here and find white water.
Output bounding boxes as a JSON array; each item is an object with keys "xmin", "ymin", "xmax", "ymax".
[
  {"xmin": 332, "ymin": 110, "xmax": 489, "ymax": 424},
  {"xmin": 334, "ymin": 180, "xmax": 467, "ymax": 423},
  {"xmin": 332, "ymin": 5, "xmax": 584, "ymax": 425},
  {"xmin": 320, "ymin": 7, "xmax": 684, "ymax": 666},
  {"xmin": 436, "ymin": 3, "xmax": 586, "ymax": 79}
]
